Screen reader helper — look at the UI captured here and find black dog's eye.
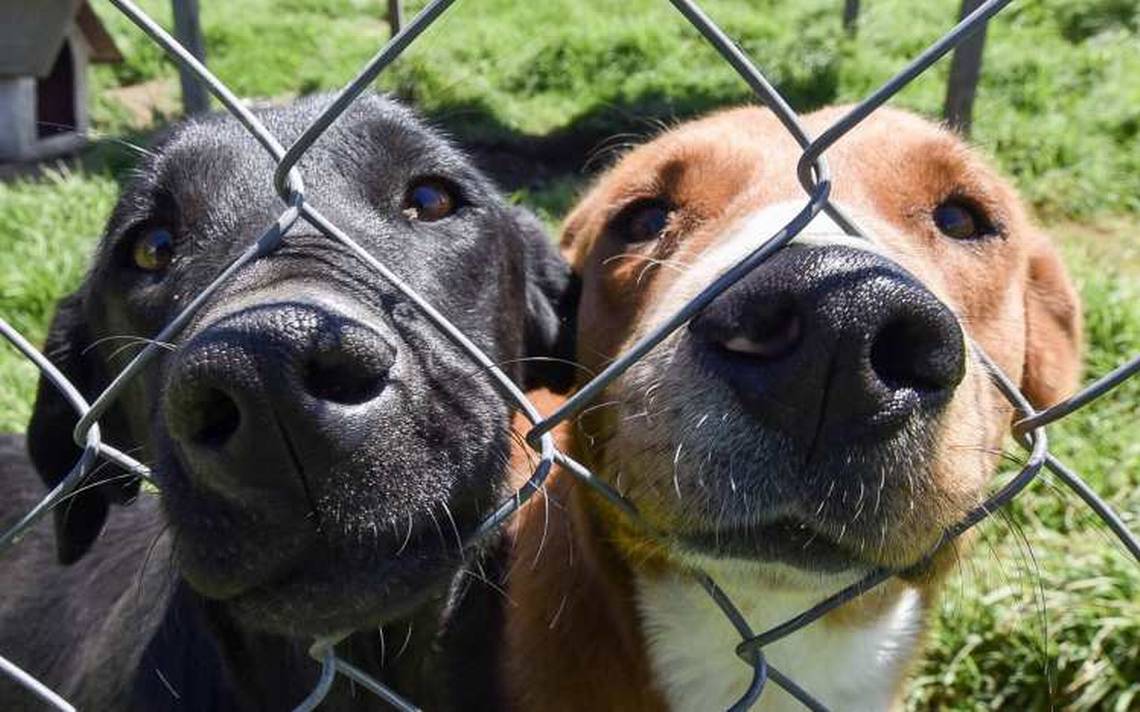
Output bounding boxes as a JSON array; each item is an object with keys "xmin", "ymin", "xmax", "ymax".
[
  {"xmin": 933, "ymin": 199, "xmax": 994, "ymax": 240},
  {"xmin": 616, "ymin": 199, "xmax": 673, "ymax": 243},
  {"xmin": 403, "ymin": 179, "xmax": 458, "ymax": 222},
  {"xmin": 131, "ymin": 227, "xmax": 175, "ymax": 272}
]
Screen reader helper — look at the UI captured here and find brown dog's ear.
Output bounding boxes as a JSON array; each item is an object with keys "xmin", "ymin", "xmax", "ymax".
[
  {"xmin": 26, "ymin": 291, "xmax": 138, "ymax": 564},
  {"xmin": 1021, "ymin": 236, "xmax": 1082, "ymax": 408}
]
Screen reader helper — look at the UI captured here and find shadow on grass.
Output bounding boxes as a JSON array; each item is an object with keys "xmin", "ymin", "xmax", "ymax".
[
  {"xmin": 404, "ymin": 76, "xmax": 839, "ymax": 201},
  {"xmin": 2, "ymin": 76, "xmax": 841, "ymax": 221}
]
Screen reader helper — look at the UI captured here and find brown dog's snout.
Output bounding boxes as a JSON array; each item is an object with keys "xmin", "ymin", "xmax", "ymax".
[
  {"xmin": 688, "ymin": 245, "xmax": 966, "ymax": 445},
  {"xmin": 164, "ymin": 301, "xmax": 395, "ymax": 497}
]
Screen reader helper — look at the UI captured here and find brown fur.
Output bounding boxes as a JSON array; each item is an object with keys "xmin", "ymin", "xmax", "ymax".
[{"xmin": 503, "ymin": 106, "xmax": 1082, "ymax": 710}]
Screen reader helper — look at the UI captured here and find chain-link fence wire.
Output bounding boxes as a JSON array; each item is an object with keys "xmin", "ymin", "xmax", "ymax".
[{"xmin": 1, "ymin": 0, "xmax": 1138, "ymax": 710}]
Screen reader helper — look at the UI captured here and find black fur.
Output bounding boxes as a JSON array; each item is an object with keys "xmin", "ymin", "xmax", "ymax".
[{"xmin": 0, "ymin": 94, "xmax": 575, "ymax": 710}]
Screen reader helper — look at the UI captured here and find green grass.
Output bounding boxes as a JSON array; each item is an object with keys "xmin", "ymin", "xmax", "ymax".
[
  {"xmin": 82, "ymin": 0, "xmax": 1140, "ymax": 218},
  {"xmin": 908, "ymin": 223, "xmax": 1140, "ymax": 711},
  {"xmin": 1, "ymin": 0, "xmax": 1137, "ymax": 708},
  {"xmin": 0, "ymin": 171, "xmax": 119, "ymax": 432}
]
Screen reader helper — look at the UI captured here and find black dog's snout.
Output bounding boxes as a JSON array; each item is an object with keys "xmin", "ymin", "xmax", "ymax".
[
  {"xmin": 689, "ymin": 245, "xmax": 965, "ymax": 444},
  {"xmin": 165, "ymin": 301, "xmax": 395, "ymax": 496}
]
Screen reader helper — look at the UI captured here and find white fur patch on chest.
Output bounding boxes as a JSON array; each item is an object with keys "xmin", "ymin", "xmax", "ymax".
[{"xmin": 636, "ymin": 567, "xmax": 922, "ymax": 712}]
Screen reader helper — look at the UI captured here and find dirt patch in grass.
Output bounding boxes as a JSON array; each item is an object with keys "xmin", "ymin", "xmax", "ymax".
[{"xmin": 102, "ymin": 78, "xmax": 180, "ymax": 130}]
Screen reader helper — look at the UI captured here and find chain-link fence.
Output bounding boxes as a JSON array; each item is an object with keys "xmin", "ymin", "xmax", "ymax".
[{"xmin": 1, "ymin": 0, "xmax": 1138, "ymax": 710}]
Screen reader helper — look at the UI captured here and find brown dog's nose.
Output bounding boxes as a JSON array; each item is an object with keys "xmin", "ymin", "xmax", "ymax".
[
  {"xmin": 164, "ymin": 302, "xmax": 395, "ymax": 498},
  {"xmin": 688, "ymin": 245, "xmax": 965, "ymax": 446}
]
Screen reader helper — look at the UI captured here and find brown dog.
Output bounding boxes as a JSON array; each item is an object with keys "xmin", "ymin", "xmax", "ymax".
[{"xmin": 501, "ymin": 106, "xmax": 1082, "ymax": 711}]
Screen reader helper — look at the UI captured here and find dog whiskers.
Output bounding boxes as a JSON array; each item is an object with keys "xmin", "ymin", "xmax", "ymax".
[
  {"xmin": 575, "ymin": 399, "xmax": 623, "ymax": 422},
  {"xmin": 461, "ymin": 564, "xmax": 514, "ymax": 606},
  {"xmin": 547, "ymin": 594, "xmax": 569, "ymax": 630},
  {"xmin": 377, "ymin": 626, "xmax": 386, "ymax": 668},
  {"xmin": 51, "ymin": 472, "xmax": 143, "ymax": 509},
  {"xmin": 75, "ymin": 127, "xmax": 159, "ymax": 159},
  {"xmin": 426, "ymin": 508, "xmax": 447, "ymax": 553},
  {"xmin": 395, "ymin": 512, "xmax": 414, "ymax": 557},
  {"xmin": 991, "ymin": 509, "xmax": 1053, "ymax": 680},
  {"xmin": 672, "ymin": 442, "xmax": 685, "ymax": 501},
  {"xmin": 852, "ymin": 479, "xmax": 866, "ymax": 523},
  {"xmin": 801, "ymin": 528, "xmax": 819, "ymax": 551},
  {"xmin": 431, "ymin": 355, "xmax": 596, "ymax": 390},
  {"xmin": 603, "ymin": 253, "xmax": 691, "ymax": 275},
  {"xmin": 531, "ymin": 486, "xmax": 551, "ymax": 570},
  {"xmin": 84, "ymin": 333, "xmax": 177, "ymax": 352},
  {"xmin": 815, "ymin": 479, "xmax": 836, "ymax": 517},
  {"xmin": 394, "ymin": 623, "xmax": 413, "ymax": 662},
  {"xmin": 584, "ymin": 130, "xmax": 656, "ymax": 172},
  {"xmin": 58, "ymin": 447, "xmax": 154, "ymax": 522},
  {"xmin": 440, "ymin": 501, "xmax": 464, "ymax": 557},
  {"xmin": 136, "ymin": 522, "xmax": 175, "ymax": 609},
  {"xmin": 153, "ymin": 668, "xmax": 182, "ymax": 701}
]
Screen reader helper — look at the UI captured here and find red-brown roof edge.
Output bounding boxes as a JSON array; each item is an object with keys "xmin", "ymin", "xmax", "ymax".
[{"xmin": 77, "ymin": 1, "xmax": 123, "ymax": 64}]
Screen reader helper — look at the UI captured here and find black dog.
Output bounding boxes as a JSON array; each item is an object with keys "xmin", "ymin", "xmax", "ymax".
[{"xmin": 0, "ymin": 94, "xmax": 576, "ymax": 710}]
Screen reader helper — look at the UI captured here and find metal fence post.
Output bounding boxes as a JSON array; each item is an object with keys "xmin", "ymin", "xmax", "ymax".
[
  {"xmin": 842, "ymin": 0, "xmax": 860, "ymax": 34},
  {"xmin": 387, "ymin": 0, "xmax": 404, "ymax": 36},
  {"xmin": 943, "ymin": 0, "xmax": 987, "ymax": 135},
  {"xmin": 171, "ymin": 0, "xmax": 209, "ymax": 115}
]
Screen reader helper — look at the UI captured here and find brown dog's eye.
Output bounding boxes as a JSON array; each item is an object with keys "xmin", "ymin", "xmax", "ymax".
[
  {"xmin": 132, "ymin": 227, "xmax": 175, "ymax": 272},
  {"xmin": 933, "ymin": 200, "xmax": 993, "ymax": 240},
  {"xmin": 617, "ymin": 199, "xmax": 672, "ymax": 243},
  {"xmin": 403, "ymin": 179, "xmax": 457, "ymax": 222}
]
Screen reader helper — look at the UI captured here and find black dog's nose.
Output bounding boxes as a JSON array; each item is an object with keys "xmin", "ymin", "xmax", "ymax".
[
  {"xmin": 165, "ymin": 302, "xmax": 395, "ymax": 496},
  {"xmin": 688, "ymin": 245, "xmax": 965, "ymax": 445}
]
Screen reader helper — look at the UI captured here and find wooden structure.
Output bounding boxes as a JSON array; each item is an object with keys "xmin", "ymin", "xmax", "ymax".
[{"xmin": 0, "ymin": 1, "xmax": 121, "ymax": 162}]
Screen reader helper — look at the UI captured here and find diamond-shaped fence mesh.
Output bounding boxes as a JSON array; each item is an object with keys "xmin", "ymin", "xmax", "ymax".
[{"xmin": 1, "ymin": 0, "xmax": 1138, "ymax": 710}]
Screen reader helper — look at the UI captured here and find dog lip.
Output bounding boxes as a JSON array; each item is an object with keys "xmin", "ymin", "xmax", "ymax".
[
  {"xmin": 191, "ymin": 510, "xmax": 440, "ymax": 603},
  {"xmin": 200, "ymin": 492, "xmax": 488, "ymax": 631},
  {"xmin": 180, "ymin": 545, "xmax": 312, "ymax": 601},
  {"xmin": 678, "ymin": 518, "xmax": 863, "ymax": 572},
  {"xmin": 223, "ymin": 527, "xmax": 462, "ymax": 635}
]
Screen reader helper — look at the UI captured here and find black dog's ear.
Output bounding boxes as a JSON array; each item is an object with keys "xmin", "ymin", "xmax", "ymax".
[
  {"xmin": 512, "ymin": 207, "xmax": 580, "ymax": 393},
  {"xmin": 26, "ymin": 291, "xmax": 137, "ymax": 564}
]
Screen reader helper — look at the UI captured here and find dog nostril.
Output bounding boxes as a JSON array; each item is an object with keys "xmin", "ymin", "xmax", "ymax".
[
  {"xmin": 188, "ymin": 388, "xmax": 242, "ymax": 447},
  {"xmin": 869, "ymin": 316, "xmax": 964, "ymax": 394},
  {"xmin": 721, "ymin": 307, "xmax": 802, "ymax": 360},
  {"xmin": 303, "ymin": 349, "xmax": 388, "ymax": 405}
]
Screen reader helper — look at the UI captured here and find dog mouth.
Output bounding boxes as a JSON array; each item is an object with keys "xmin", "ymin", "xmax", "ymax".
[
  {"xmin": 606, "ymin": 331, "xmax": 961, "ymax": 575},
  {"xmin": 161, "ymin": 439, "xmax": 496, "ymax": 636},
  {"xmin": 678, "ymin": 517, "xmax": 866, "ymax": 572},
  {"xmin": 175, "ymin": 499, "xmax": 484, "ymax": 636},
  {"xmin": 157, "ymin": 348, "xmax": 510, "ymax": 636},
  {"xmin": 223, "ymin": 524, "xmax": 468, "ymax": 635}
]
